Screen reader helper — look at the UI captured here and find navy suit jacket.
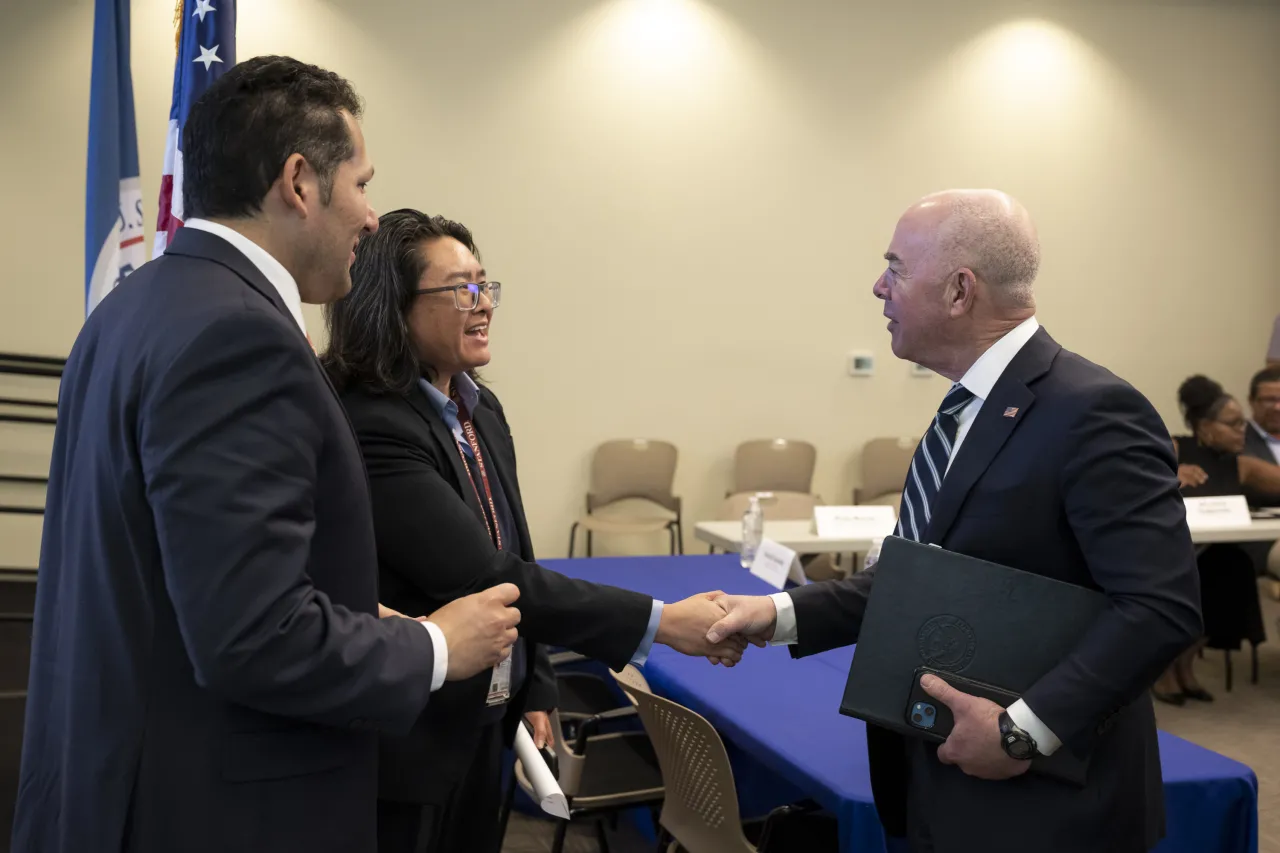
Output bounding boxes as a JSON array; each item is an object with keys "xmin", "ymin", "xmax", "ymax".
[
  {"xmin": 789, "ymin": 328, "xmax": 1202, "ymax": 852},
  {"xmin": 13, "ymin": 228, "xmax": 436, "ymax": 853}
]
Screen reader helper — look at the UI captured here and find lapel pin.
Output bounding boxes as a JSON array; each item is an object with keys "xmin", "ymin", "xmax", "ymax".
[{"xmin": 1003, "ymin": 407, "xmax": 1019, "ymax": 418}]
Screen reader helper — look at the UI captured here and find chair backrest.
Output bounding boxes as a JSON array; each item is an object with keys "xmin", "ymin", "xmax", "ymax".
[
  {"xmin": 732, "ymin": 439, "xmax": 815, "ymax": 495},
  {"xmin": 611, "ymin": 668, "xmax": 754, "ymax": 853},
  {"xmin": 718, "ymin": 490, "xmax": 818, "ymax": 522},
  {"xmin": 856, "ymin": 436, "xmax": 916, "ymax": 503},
  {"xmin": 588, "ymin": 440, "xmax": 679, "ymax": 511}
]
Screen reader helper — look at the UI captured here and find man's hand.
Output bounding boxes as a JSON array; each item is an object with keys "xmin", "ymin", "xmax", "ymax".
[
  {"xmin": 704, "ymin": 593, "xmax": 777, "ymax": 650},
  {"xmin": 427, "ymin": 584, "xmax": 521, "ymax": 682},
  {"xmin": 525, "ymin": 710, "xmax": 555, "ymax": 750},
  {"xmin": 920, "ymin": 674, "xmax": 1031, "ymax": 781},
  {"xmin": 656, "ymin": 592, "xmax": 748, "ymax": 664}
]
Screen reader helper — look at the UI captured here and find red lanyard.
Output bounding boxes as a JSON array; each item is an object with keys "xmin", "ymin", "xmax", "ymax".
[{"xmin": 454, "ymin": 402, "xmax": 503, "ymax": 551}]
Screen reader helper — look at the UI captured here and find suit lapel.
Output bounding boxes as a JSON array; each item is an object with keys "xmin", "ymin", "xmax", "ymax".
[
  {"xmin": 404, "ymin": 390, "xmax": 487, "ymax": 519},
  {"xmin": 926, "ymin": 328, "xmax": 1060, "ymax": 544}
]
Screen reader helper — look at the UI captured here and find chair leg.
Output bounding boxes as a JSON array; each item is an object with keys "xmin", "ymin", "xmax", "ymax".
[
  {"xmin": 551, "ymin": 819, "xmax": 569, "ymax": 853},
  {"xmin": 667, "ymin": 525, "xmax": 676, "ymax": 556},
  {"xmin": 1224, "ymin": 649, "xmax": 1233, "ymax": 692},
  {"xmin": 675, "ymin": 521, "xmax": 684, "ymax": 555},
  {"xmin": 1251, "ymin": 642, "xmax": 1259, "ymax": 685},
  {"xmin": 568, "ymin": 523, "xmax": 578, "ymax": 559},
  {"xmin": 595, "ymin": 818, "xmax": 611, "ymax": 853},
  {"xmin": 587, "ymin": 530, "xmax": 594, "ymax": 557}
]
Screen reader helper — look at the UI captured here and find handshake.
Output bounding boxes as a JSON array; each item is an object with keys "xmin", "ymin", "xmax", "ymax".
[{"xmin": 381, "ymin": 588, "xmax": 782, "ymax": 681}]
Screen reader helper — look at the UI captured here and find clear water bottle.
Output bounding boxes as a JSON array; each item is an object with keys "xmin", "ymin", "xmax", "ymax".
[{"xmin": 741, "ymin": 494, "xmax": 764, "ymax": 568}]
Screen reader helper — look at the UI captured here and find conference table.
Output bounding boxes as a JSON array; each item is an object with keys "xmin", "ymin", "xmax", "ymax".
[
  {"xmin": 694, "ymin": 515, "xmax": 1280, "ymax": 554},
  {"xmin": 545, "ymin": 554, "xmax": 1259, "ymax": 853}
]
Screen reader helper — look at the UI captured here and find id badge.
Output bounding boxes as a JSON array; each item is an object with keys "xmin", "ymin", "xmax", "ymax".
[{"xmin": 486, "ymin": 656, "xmax": 512, "ymax": 707}]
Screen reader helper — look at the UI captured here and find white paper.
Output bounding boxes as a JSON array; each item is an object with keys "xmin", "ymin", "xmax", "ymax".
[
  {"xmin": 515, "ymin": 725, "xmax": 569, "ymax": 819},
  {"xmin": 749, "ymin": 538, "xmax": 800, "ymax": 590},
  {"xmin": 1184, "ymin": 495, "xmax": 1252, "ymax": 530},
  {"xmin": 813, "ymin": 505, "xmax": 897, "ymax": 539}
]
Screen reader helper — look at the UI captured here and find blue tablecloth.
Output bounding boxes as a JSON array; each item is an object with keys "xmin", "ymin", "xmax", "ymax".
[{"xmin": 544, "ymin": 554, "xmax": 1259, "ymax": 853}]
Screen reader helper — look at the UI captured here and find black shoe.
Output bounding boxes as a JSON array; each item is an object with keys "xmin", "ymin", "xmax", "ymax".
[
  {"xmin": 1182, "ymin": 687, "xmax": 1214, "ymax": 702},
  {"xmin": 1152, "ymin": 689, "xmax": 1186, "ymax": 706}
]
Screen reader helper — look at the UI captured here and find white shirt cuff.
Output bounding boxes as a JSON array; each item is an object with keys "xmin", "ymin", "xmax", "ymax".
[
  {"xmin": 768, "ymin": 592, "xmax": 798, "ymax": 645},
  {"xmin": 421, "ymin": 620, "xmax": 448, "ymax": 692},
  {"xmin": 1006, "ymin": 699, "xmax": 1062, "ymax": 757},
  {"xmin": 628, "ymin": 600, "xmax": 665, "ymax": 667}
]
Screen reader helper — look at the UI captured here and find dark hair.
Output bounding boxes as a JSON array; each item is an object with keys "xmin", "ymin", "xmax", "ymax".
[
  {"xmin": 322, "ymin": 209, "xmax": 479, "ymax": 395},
  {"xmin": 182, "ymin": 55, "xmax": 362, "ymax": 219},
  {"xmin": 1178, "ymin": 375, "xmax": 1232, "ymax": 429},
  {"xmin": 1248, "ymin": 365, "xmax": 1280, "ymax": 400}
]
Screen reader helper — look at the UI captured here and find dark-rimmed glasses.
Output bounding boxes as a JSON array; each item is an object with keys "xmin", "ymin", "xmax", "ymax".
[{"xmin": 414, "ymin": 282, "xmax": 502, "ymax": 311}]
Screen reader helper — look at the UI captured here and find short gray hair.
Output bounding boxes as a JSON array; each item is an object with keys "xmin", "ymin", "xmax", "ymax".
[{"xmin": 934, "ymin": 192, "xmax": 1040, "ymax": 308}]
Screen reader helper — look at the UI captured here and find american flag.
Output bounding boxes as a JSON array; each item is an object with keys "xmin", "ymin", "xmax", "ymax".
[{"xmin": 153, "ymin": 0, "xmax": 236, "ymax": 257}]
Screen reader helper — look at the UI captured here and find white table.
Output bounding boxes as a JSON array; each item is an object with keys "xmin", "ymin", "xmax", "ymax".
[{"xmin": 693, "ymin": 517, "xmax": 1280, "ymax": 553}]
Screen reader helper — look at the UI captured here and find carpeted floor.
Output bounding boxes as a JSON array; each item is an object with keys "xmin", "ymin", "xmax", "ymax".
[{"xmin": 505, "ymin": 585, "xmax": 1280, "ymax": 853}]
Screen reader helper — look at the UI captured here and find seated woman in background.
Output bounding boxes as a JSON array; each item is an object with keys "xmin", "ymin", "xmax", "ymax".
[{"xmin": 1155, "ymin": 375, "xmax": 1280, "ymax": 705}]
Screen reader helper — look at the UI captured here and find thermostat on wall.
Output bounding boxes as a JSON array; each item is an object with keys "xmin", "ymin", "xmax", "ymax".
[{"xmin": 848, "ymin": 351, "xmax": 874, "ymax": 376}]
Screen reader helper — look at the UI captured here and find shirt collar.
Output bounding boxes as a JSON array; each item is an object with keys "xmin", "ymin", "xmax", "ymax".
[
  {"xmin": 183, "ymin": 219, "xmax": 307, "ymax": 335},
  {"xmin": 418, "ymin": 372, "xmax": 481, "ymax": 418},
  {"xmin": 1250, "ymin": 420, "xmax": 1280, "ymax": 444},
  {"xmin": 957, "ymin": 316, "xmax": 1040, "ymax": 401}
]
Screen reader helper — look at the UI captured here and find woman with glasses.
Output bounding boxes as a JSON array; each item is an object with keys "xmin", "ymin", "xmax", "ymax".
[
  {"xmin": 1152, "ymin": 375, "xmax": 1280, "ymax": 705},
  {"xmin": 322, "ymin": 210, "xmax": 743, "ymax": 853}
]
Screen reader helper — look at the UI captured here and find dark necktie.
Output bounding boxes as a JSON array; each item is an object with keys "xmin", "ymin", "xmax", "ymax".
[{"xmin": 895, "ymin": 383, "xmax": 975, "ymax": 542}]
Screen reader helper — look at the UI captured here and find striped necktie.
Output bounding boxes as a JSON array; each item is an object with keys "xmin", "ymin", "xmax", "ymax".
[{"xmin": 896, "ymin": 383, "xmax": 975, "ymax": 542}]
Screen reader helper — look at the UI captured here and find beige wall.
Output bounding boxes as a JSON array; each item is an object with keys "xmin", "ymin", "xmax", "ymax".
[{"xmin": 2, "ymin": 0, "xmax": 1279, "ymax": 565}]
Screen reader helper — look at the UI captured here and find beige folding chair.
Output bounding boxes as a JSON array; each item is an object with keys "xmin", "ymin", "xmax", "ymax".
[
  {"xmin": 716, "ymin": 492, "xmax": 844, "ymax": 581},
  {"xmin": 731, "ymin": 439, "xmax": 816, "ymax": 496},
  {"xmin": 611, "ymin": 667, "xmax": 756, "ymax": 853},
  {"xmin": 852, "ymin": 436, "xmax": 917, "ymax": 510},
  {"xmin": 512, "ymin": 704, "xmax": 664, "ymax": 853},
  {"xmin": 568, "ymin": 440, "xmax": 682, "ymax": 557}
]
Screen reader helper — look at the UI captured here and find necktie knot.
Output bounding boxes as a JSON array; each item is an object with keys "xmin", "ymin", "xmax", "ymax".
[{"xmin": 939, "ymin": 383, "xmax": 974, "ymax": 417}]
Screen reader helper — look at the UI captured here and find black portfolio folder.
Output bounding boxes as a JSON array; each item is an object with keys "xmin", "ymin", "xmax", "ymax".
[{"xmin": 838, "ymin": 536, "xmax": 1107, "ymax": 784}]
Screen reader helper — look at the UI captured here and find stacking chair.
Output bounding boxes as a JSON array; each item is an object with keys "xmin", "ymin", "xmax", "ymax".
[
  {"xmin": 513, "ymin": 700, "xmax": 664, "ymax": 853},
  {"xmin": 568, "ymin": 440, "xmax": 682, "ymax": 557},
  {"xmin": 852, "ymin": 436, "xmax": 917, "ymax": 510},
  {"xmin": 610, "ymin": 667, "xmax": 837, "ymax": 853},
  {"xmin": 730, "ymin": 439, "xmax": 816, "ymax": 496}
]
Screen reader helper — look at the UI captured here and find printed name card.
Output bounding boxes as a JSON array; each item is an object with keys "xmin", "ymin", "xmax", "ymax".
[
  {"xmin": 749, "ymin": 539, "xmax": 805, "ymax": 590},
  {"xmin": 1184, "ymin": 495, "xmax": 1252, "ymax": 530},
  {"xmin": 813, "ymin": 505, "xmax": 897, "ymax": 539}
]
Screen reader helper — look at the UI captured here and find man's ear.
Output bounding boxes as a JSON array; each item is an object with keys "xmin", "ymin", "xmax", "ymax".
[
  {"xmin": 272, "ymin": 153, "xmax": 312, "ymax": 217},
  {"xmin": 948, "ymin": 268, "xmax": 978, "ymax": 317}
]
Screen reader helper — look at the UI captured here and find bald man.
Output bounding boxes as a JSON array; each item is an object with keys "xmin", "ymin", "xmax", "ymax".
[{"xmin": 705, "ymin": 190, "xmax": 1201, "ymax": 852}]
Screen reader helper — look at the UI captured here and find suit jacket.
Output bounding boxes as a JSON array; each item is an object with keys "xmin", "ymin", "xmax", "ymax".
[
  {"xmin": 12, "ymin": 229, "xmax": 436, "ymax": 853},
  {"xmin": 1243, "ymin": 424, "xmax": 1280, "ymax": 507},
  {"xmin": 339, "ymin": 383, "xmax": 654, "ymax": 804},
  {"xmin": 789, "ymin": 328, "xmax": 1202, "ymax": 853}
]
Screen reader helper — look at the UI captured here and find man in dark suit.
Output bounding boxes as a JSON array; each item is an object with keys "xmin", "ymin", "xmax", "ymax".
[
  {"xmin": 325, "ymin": 210, "xmax": 747, "ymax": 852},
  {"xmin": 13, "ymin": 57, "xmax": 523, "ymax": 853},
  {"xmin": 1242, "ymin": 365, "xmax": 1280, "ymax": 579},
  {"xmin": 705, "ymin": 190, "xmax": 1202, "ymax": 852}
]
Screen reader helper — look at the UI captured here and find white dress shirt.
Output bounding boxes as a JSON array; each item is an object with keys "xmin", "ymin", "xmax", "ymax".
[
  {"xmin": 1248, "ymin": 421, "xmax": 1280, "ymax": 465},
  {"xmin": 769, "ymin": 316, "xmax": 1064, "ymax": 756},
  {"xmin": 183, "ymin": 219, "xmax": 450, "ymax": 691}
]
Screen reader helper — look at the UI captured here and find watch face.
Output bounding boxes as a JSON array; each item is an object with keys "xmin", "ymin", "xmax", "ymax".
[{"xmin": 1003, "ymin": 734, "xmax": 1034, "ymax": 760}]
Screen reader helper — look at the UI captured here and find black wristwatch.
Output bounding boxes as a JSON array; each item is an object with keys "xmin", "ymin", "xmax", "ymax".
[{"xmin": 998, "ymin": 711, "xmax": 1039, "ymax": 760}]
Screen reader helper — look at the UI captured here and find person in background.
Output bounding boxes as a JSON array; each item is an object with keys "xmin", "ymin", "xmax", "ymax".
[
  {"xmin": 1158, "ymin": 375, "xmax": 1280, "ymax": 704},
  {"xmin": 1241, "ymin": 365, "xmax": 1280, "ymax": 583},
  {"xmin": 13, "ymin": 58, "xmax": 522, "ymax": 853},
  {"xmin": 699, "ymin": 189, "xmax": 1202, "ymax": 853},
  {"xmin": 323, "ymin": 209, "xmax": 745, "ymax": 853}
]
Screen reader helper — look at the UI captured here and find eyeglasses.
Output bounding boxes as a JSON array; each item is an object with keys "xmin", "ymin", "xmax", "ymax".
[
  {"xmin": 1253, "ymin": 396, "xmax": 1280, "ymax": 408},
  {"xmin": 1212, "ymin": 416, "xmax": 1247, "ymax": 431},
  {"xmin": 414, "ymin": 282, "xmax": 502, "ymax": 312}
]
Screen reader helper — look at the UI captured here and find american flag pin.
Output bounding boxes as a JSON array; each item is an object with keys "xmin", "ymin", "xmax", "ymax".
[{"xmin": 1003, "ymin": 407, "xmax": 1019, "ymax": 418}]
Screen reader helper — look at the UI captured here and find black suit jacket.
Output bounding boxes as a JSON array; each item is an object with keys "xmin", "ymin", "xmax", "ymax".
[
  {"xmin": 789, "ymin": 328, "xmax": 1202, "ymax": 853},
  {"xmin": 1243, "ymin": 423, "xmax": 1280, "ymax": 507},
  {"xmin": 340, "ymin": 383, "xmax": 654, "ymax": 804},
  {"xmin": 13, "ymin": 228, "xmax": 437, "ymax": 853}
]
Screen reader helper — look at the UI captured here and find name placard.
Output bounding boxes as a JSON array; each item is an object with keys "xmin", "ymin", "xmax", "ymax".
[
  {"xmin": 814, "ymin": 505, "xmax": 897, "ymax": 540},
  {"xmin": 749, "ymin": 539, "xmax": 804, "ymax": 590},
  {"xmin": 1184, "ymin": 495, "xmax": 1252, "ymax": 530}
]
